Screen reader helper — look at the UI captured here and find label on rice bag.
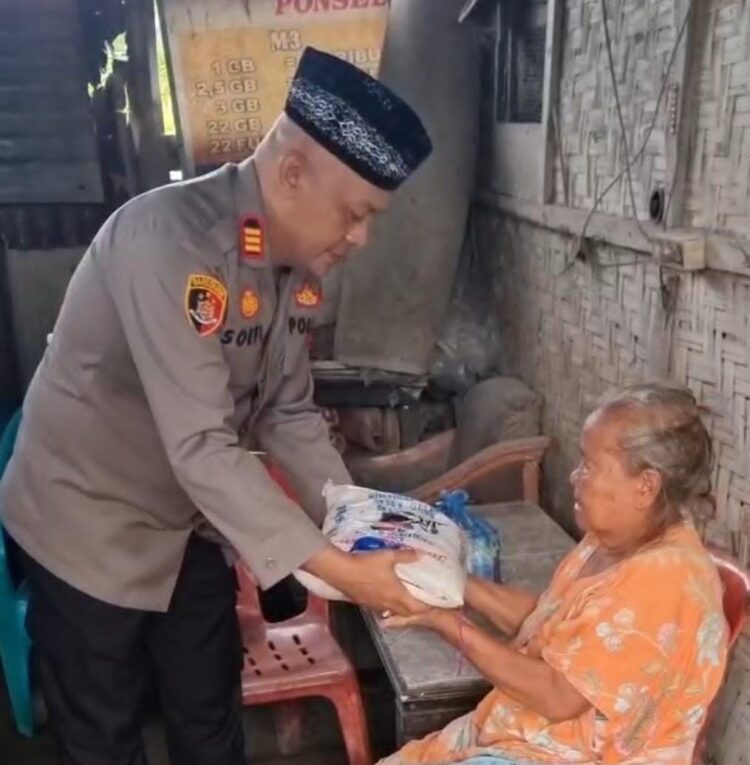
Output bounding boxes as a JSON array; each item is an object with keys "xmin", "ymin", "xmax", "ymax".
[{"xmin": 294, "ymin": 483, "xmax": 467, "ymax": 608}]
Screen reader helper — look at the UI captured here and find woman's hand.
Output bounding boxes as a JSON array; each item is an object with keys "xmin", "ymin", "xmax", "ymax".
[
  {"xmin": 383, "ymin": 605, "xmax": 589, "ymax": 722},
  {"xmin": 380, "ymin": 607, "xmax": 458, "ymax": 632},
  {"xmin": 464, "ymin": 575, "xmax": 539, "ymax": 636}
]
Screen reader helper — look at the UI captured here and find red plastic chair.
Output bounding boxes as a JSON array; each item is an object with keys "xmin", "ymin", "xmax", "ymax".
[
  {"xmin": 692, "ymin": 552, "xmax": 750, "ymax": 764},
  {"xmin": 236, "ymin": 462, "xmax": 373, "ymax": 765}
]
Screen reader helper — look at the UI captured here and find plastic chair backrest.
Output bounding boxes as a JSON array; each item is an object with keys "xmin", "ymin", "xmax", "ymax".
[
  {"xmin": 0, "ymin": 410, "xmax": 22, "ymax": 601},
  {"xmin": 692, "ymin": 552, "xmax": 750, "ymax": 764},
  {"xmin": 711, "ymin": 552, "xmax": 750, "ymax": 648}
]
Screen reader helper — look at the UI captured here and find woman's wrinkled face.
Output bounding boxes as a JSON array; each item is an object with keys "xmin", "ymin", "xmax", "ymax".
[{"xmin": 570, "ymin": 409, "xmax": 661, "ymax": 552}]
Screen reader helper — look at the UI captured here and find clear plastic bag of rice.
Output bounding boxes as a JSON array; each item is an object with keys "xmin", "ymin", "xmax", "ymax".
[{"xmin": 294, "ymin": 482, "xmax": 467, "ymax": 608}]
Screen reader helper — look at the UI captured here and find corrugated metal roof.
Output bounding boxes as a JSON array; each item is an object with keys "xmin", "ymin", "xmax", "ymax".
[{"xmin": 0, "ymin": 0, "xmax": 103, "ymax": 204}]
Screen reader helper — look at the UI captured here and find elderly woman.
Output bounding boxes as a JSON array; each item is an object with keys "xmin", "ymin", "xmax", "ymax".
[{"xmin": 380, "ymin": 384, "xmax": 728, "ymax": 765}]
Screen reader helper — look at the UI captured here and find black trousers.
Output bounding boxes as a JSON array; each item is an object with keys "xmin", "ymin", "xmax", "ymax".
[{"xmin": 21, "ymin": 535, "xmax": 245, "ymax": 765}]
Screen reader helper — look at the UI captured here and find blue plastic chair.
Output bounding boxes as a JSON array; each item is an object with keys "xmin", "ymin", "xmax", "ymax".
[{"xmin": 0, "ymin": 409, "xmax": 34, "ymax": 737}]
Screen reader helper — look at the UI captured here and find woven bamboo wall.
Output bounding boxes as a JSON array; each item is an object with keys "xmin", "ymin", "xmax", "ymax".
[
  {"xmin": 685, "ymin": 0, "xmax": 750, "ymax": 234},
  {"xmin": 555, "ymin": 0, "xmax": 750, "ymax": 240},
  {"xmin": 533, "ymin": 0, "xmax": 750, "ymax": 543},
  {"xmin": 477, "ymin": 211, "xmax": 750, "ymax": 560},
  {"xmin": 516, "ymin": 0, "xmax": 750, "ymax": 569},
  {"xmin": 555, "ymin": 0, "xmax": 677, "ymax": 214}
]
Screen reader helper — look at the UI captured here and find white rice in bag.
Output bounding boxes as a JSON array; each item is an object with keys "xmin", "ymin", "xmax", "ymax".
[{"xmin": 294, "ymin": 482, "xmax": 467, "ymax": 608}]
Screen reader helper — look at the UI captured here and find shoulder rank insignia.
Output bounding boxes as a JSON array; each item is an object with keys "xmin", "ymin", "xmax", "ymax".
[
  {"xmin": 294, "ymin": 281, "xmax": 323, "ymax": 309},
  {"xmin": 240, "ymin": 215, "xmax": 264, "ymax": 261},
  {"xmin": 185, "ymin": 274, "xmax": 228, "ymax": 337}
]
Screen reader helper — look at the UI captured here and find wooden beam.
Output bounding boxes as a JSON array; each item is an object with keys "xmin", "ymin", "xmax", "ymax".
[
  {"xmin": 125, "ymin": 0, "xmax": 171, "ymax": 192},
  {"xmin": 477, "ymin": 189, "xmax": 654, "ymax": 251},
  {"xmin": 477, "ymin": 189, "xmax": 750, "ymax": 279},
  {"xmin": 664, "ymin": 0, "xmax": 704, "ymax": 228},
  {"xmin": 540, "ymin": 0, "xmax": 564, "ymax": 204}
]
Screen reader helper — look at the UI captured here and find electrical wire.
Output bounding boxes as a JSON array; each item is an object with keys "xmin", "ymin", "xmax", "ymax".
[
  {"xmin": 573, "ymin": 2, "xmax": 692, "ymax": 252},
  {"xmin": 599, "ymin": 0, "xmax": 651, "ymax": 242}
]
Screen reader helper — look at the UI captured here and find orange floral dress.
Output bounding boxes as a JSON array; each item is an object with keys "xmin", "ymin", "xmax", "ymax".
[{"xmin": 380, "ymin": 521, "xmax": 728, "ymax": 765}]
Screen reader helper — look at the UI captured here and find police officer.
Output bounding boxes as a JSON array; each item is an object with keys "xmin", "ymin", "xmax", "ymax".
[{"xmin": 0, "ymin": 48, "xmax": 432, "ymax": 765}]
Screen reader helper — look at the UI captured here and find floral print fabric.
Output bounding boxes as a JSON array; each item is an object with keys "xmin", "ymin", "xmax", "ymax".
[{"xmin": 379, "ymin": 522, "xmax": 727, "ymax": 765}]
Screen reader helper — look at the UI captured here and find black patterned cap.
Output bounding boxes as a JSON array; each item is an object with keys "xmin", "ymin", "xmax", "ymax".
[{"xmin": 284, "ymin": 47, "xmax": 432, "ymax": 191}]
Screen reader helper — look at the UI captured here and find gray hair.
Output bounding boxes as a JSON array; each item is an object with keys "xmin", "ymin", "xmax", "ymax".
[{"xmin": 595, "ymin": 383, "xmax": 714, "ymax": 530}]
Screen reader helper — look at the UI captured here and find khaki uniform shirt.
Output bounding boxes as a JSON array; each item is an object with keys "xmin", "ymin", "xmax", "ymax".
[{"xmin": 0, "ymin": 158, "xmax": 350, "ymax": 611}]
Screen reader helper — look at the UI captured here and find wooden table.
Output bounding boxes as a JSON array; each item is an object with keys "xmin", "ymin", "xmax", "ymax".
[{"xmin": 362, "ymin": 501, "xmax": 575, "ymax": 745}]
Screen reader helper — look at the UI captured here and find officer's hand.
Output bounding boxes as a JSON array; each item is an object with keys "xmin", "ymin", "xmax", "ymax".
[
  {"xmin": 303, "ymin": 546, "xmax": 429, "ymax": 616},
  {"xmin": 340, "ymin": 549, "xmax": 431, "ymax": 616}
]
